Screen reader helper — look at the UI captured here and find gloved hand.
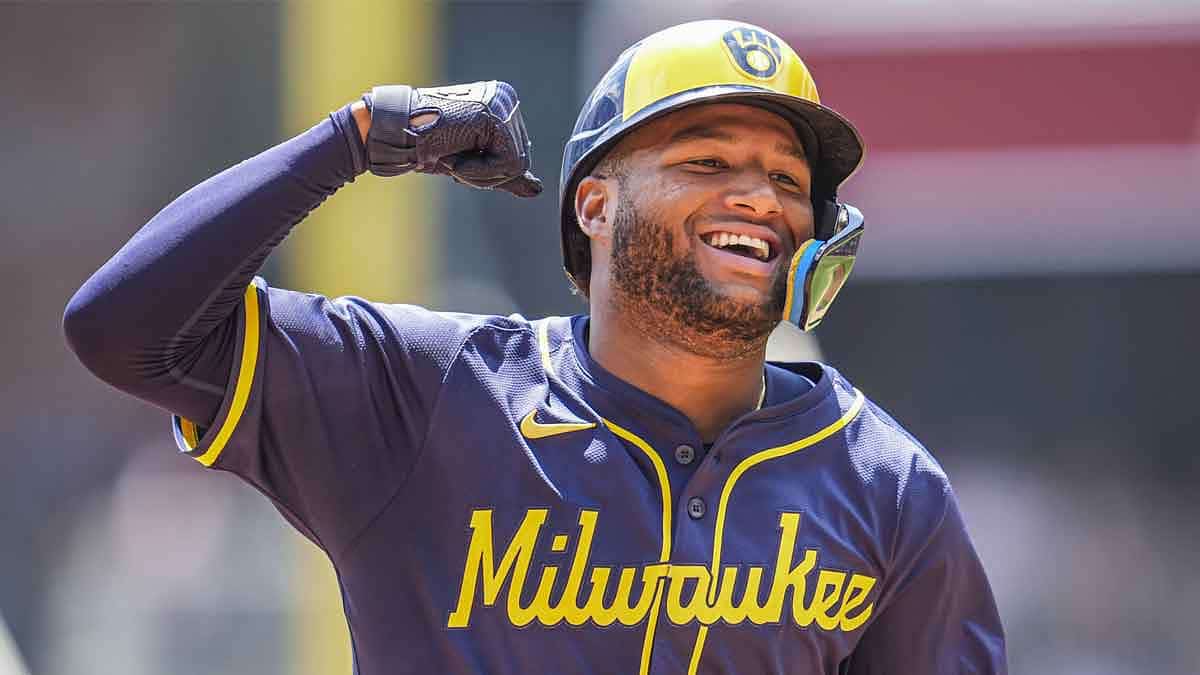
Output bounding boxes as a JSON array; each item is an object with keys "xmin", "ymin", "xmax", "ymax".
[{"xmin": 363, "ymin": 81, "xmax": 543, "ymax": 197}]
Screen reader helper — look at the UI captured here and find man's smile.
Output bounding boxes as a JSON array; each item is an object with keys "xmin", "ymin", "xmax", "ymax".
[
  {"xmin": 701, "ymin": 231, "xmax": 772, "ymax": 260},
  {"xmin": 696, "ymin": 221, "xmax": 784, "ymax": 263},
  {"xmin": 694, "ymin": 229, "xmax": 787, "ymax": 282}
]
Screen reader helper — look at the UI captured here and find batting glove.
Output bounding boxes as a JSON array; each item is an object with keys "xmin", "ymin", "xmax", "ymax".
[{"xmin": 363, "ymin": 81, "xmax": 543, "ymax": 198}]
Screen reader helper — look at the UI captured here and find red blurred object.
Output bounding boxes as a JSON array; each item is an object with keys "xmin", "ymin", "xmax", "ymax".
[{"xmin": 803, "ymin": 41, "xmax": 1200, "ymax": 151}]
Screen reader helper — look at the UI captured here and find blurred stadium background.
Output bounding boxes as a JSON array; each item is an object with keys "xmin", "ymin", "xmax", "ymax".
[{"xmin": 2, "ymin": 1, "xmax": 1198, "ymax": 674}]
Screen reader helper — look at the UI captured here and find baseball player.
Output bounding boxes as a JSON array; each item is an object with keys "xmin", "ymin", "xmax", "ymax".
[{"xmin": 65, "ymin": 20, "xmax": 1006, "ymax": 674}]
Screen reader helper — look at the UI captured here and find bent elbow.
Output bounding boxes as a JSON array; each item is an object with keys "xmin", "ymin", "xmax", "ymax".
[
  {"xmin": 63, "ymin": 282, "xmax": 133, "ymax": 388},
  {"xmin": 64, "ymin": 285, "xmax": 104, "ymax": 374}
]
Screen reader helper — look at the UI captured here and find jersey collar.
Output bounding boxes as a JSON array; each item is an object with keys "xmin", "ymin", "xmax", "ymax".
[{"xmin": 542, "ymin": 316, "xmax": 836, "ymax": 442}]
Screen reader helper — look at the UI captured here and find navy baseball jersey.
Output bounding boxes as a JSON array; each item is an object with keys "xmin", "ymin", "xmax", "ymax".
[
  {"xmin": 64, "ymin": 103, "xmax": 1006, "ymax": 674},
  {"xmin": 170, "ymin": 283, "xmax": 1003, "ymax": 674}
]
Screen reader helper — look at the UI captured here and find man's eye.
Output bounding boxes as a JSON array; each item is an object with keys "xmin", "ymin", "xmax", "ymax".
[
  {"xmin": 772, "ymin": 173, "xmax": 811, "ymax": 193},
  {"xmin": 689, "ymin": 158, "xmax": 724, "ymax": 169}
]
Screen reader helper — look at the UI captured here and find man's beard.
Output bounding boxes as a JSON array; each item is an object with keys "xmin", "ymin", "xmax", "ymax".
[{"xmin": 608, "ymin": 197, "xmax": 787, "ymax": 359}]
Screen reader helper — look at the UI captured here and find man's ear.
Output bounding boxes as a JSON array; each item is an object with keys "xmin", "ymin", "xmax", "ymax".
[{"xmin": 575, "ymin": 175, "xmax": 614, "ymax": 240}]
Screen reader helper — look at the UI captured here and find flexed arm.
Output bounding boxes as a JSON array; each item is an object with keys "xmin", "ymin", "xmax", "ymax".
[{"xmin": 64, "ymin": 83, "xmax": 541, "ymax": 426}]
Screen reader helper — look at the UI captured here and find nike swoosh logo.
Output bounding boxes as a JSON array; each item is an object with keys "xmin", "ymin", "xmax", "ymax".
[{"xmin": 520, "ymin": 409, "xmax": 597, "ymax": 440}]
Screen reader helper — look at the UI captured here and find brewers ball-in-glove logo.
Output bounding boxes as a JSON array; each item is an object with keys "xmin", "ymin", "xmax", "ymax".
[{"xmin": 722, "ymin": 27, "xmax": 783, "ymax": 79}]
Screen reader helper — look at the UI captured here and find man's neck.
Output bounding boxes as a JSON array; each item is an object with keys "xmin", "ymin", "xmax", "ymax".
[{"xmin": 588, "ymin": 304, "xmax": 767, "ymax": 443}]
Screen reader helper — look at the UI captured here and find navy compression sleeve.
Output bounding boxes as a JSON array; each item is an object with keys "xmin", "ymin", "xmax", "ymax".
[{"xmin": 64, "ymin": 104, "xmax": 368, "ymax": 426}]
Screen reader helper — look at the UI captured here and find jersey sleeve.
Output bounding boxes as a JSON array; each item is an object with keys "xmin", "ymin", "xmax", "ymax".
[
  {"xmin": 845, "ymin": 467, "xmax": 1007, "ymax": 674},
  {"xmin": 171, "ymin": 277, "xmax": 477, "ymax": 559}
]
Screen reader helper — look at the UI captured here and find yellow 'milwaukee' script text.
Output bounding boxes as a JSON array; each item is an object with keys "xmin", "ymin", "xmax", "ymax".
[{"xmin": 447, "ymin": 509, "xmax": 876, "ymax": 632}]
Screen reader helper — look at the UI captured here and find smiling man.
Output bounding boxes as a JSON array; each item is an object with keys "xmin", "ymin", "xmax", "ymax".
[
  {"xmin": 579, "ymin": 104, "xmax": 819, "ymax": 441},
  {"xmin": 64, "ymin": 20, "xmax": 1006, "ymax": 675}
]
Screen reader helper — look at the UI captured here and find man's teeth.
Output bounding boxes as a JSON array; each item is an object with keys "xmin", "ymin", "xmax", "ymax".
[{"xmin": 703, "ymin": 232, "xmax": 771, "ymax": 260}]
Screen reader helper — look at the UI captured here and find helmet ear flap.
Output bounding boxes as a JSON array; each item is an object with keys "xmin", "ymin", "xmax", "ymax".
[{"xmin": 813, "ymin": 198, "xmax": 842, "ymax": 240}]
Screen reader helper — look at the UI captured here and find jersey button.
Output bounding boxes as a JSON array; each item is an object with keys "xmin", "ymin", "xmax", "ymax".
[
  {"xmin": 687, "ymin": 496, "xmax": 706, "ymax": 519},
  {"xmin": 674, "ymin": 444, "xmax": 695, "ymax": 465}
]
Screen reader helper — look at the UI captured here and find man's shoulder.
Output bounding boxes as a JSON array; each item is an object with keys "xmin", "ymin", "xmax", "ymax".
[
  {"xmin": 261, "ymin": 283, "xmax": 564, "ymax": 370},
  {"xmin": 822, "ymin": 366, "xmax": 952, "ymax": 508},
  {"xmin": 344, "ymin": 298, "xmax": 532, "ymax": 336},
  {"xmin": 272, "ymin": 284, "xmax": 537, "ymax": 341},
  {"xmin": 354, "ymin": 304, "xmax": 584, "ymax": 371}
]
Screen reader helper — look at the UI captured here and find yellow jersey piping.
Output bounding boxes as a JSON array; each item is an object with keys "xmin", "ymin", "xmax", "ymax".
[
  {"xmin": 533, "ymin": 318, "xmax": 673, "ymax": 675},
  {"xmin": 687, "ymin": 627, "xmax": 709, "ymax": 673},
  {"xmin": 687, "ymin": 389, "xmax": 866, "ymax": 673},
  {"xmin": 603, "ymin": 417, "xmax": 672, "ymax": 675},
  {"xmin": 536, "ymin": 318, "xmax": 554, "ymax": 373},
  {"xmin": 188, "ymin": 283, "xmax": 261, "ymax": 467},
  {"xmin": 601, "ymin": 418, "xmax": 673, "ymax": 562}
]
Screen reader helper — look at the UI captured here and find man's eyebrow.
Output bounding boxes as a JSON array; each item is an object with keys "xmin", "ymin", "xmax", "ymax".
[
  {"xmin": 667, "ymin": 126, "xmax": 736, "ymax": 145},
  {"xmin": 775, "ymin": 142, "xmax": 808, "ymax": 164},
  {"xmin": 666, "ymin": 125, "xmax": 808, "ymax": 165}
]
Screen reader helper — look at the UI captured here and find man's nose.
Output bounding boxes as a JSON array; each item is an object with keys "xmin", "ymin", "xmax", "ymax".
[{"xmin": 723, "ymin": 170, "xmax": 783, "ymax": 218}]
